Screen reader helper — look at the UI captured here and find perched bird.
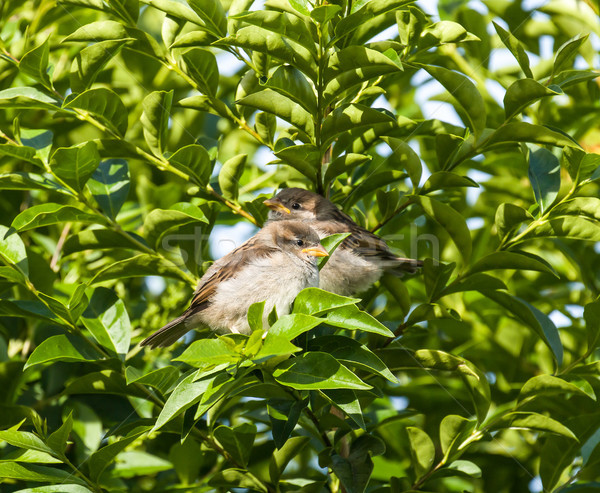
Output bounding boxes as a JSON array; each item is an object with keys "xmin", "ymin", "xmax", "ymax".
[
  {"xmin": 264, "ymin": 188, "xmax": 422, "ymax": 296},
  {"xmin": 141, "ymin": 220, "xmax": 328, "ymax": 348}
]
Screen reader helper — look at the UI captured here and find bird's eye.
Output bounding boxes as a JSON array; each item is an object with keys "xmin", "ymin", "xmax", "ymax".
[
  {"xmin": 291, "ymin": 203, "xmax": 301, "ymax": 210},
  {"xmin": 296, "ymin": 239, "xmax": 304, "ymax": 246}
]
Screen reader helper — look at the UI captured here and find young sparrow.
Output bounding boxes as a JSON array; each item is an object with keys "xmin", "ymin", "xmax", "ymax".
[
  {"xmin": 141, "ymin": 220, "xmax": 328, "ymax": 348},
  {"xmin": 264, "ymin": 188, "xmax": 422, "ymax": 296}
]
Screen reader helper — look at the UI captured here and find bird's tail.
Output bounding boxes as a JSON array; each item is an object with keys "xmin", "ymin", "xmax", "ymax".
[
  {"xmin": 388, "ymin": 257, "xmax": 424, "ymax": 276},
  {"xmin": 140, "ymin": 315, "xmax": 190, "ymax": 348}
]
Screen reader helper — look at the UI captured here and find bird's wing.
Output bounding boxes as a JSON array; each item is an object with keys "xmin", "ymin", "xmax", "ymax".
[
  {"xmin": 317, "ymin": 211, "xmax": 422, "ymax": 273},
  {"xmin": 188, "ymin": 236, "xmax": 278, "ymax": 311}
]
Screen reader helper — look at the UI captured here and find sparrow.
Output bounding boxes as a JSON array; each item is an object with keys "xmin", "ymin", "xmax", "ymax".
[
  {"xmin": 264, "ymin": 188, "xmax": 422, "ymax": 296},
  {"xmin": 141, "ymin": 220, "xmax": 328, "ymax": 348}
]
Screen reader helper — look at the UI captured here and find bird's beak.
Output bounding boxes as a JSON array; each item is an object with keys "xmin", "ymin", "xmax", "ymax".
[
  {"xmin": 302, "ymin": 245, "xmax": 329, "ymax": 257},
  {"xmin": 263, "ymin": 198, "xmax": 291, "ymax": 214}
]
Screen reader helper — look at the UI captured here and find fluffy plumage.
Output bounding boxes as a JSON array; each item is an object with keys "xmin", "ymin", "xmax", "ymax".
[
  {"xmin": 264, "ymin": 188, "xmax": 422, "ymax": 296},
  {"xmin": 141, "ymin": 220, "xmax": 327, "ymax": 348}
]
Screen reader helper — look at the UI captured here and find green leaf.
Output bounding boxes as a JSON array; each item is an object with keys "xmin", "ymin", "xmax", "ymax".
[
  {"xmin": 585, "ymin": 300, "xmax": 600, "ymax": 356},
  {"xmin": 440, "ymin": 415, "xmax": 476, "ymax": 460},
  {"xmin": 519, "ymin": 375, "xmax": 590, "ymax": 402},
  {"xmin": 87, "ymin": 159, "xmax": 130, "ymax": 219},
  {"xmin": 213, "ymin": 423, "xmax": 256, "ymax": 467},
  {"xmin": 407, "ymin": 427, "xmax": 435, "ymax": 479},
  {"xmin": 0, "ymin": 225, "xmax": 29, "ymax": 277},
  {"xmin": 0, "ymin": 144, "xmax": 43, "ymax": 167},
  {"xmin": 187, "ymin": 0, "xmax": 227, "ymax": 36},
  {"xmin": 91, "ymin": 254, "xmax": 190, "ymax": 284},
  {"xmin": 141, "ymin": 0, "xmax": 204, "ymax": 26},
  {"xmin": 318, "ymin": 232, "xmax": 351, "ymax": 270},
  {"xmin": 63, "ymin": 88, "xmax": 128, "ymax": 137},
  {"xmin": 1, "ymin": 449, "xmax": 62, "ymax": 464},
  {"xmin": 218, "ymin": 154, "xmax": 247, "ymax": 200},
  {"xmin": 504, "ymin": 79, "xmax": 561, "ymax": 120},
  {"xmin": 422, "ymin": 64, "xmax": 486, "ymax": 136},
  {"xmin": 381, "ymin": 137, "xmax": 422, "ymax": 189},
  {"xmin": 125, "ymin": 366, "xmax": 179, "ymax": 395},
  {"xmin": 420, "ymin": 171, "xmax": 478, "ymax": 194},
  {"xmin": 19, "ymin": 39, "xmax": 52, "ymax": 90},
  {"xmin": 63, "ymin": 21, "xmax": 165, "ymax": 60},
  {"xmin": 69, "ymin": 38, "xmax": 134, "ymax": 92},
  {"xmin": 335, "ymin": 0, "xmax": 412, "ymax": 41},
  {"xmin": 413, "ymin": 195, "xmax": 472, "ymax": 263},
  {"xmin": 0, "ymin": 172, "xmax": 65, "ymax": 193},
  {"xmin": 50, "ymin": 141, "xmax": 100, "ymax": 191},
  {"xmin": 153, "ymin": 369, "xmax": 224, "ymax": 431},
  {"xmin": 0, "ymin": 429, "xmax": 55, "ymax": 456},
  {"xmin": 553, "ymin": 34, "xmax": 589, "ymax": 77},
  {"xmin": 327, "ymin": 305, "xmax": 396, "ymax": 336},
  {"xmin": 220, "ymin": 26, "xmax": 317, "ymax": 81},
  {"xmin": 529, "ymin": 147, "xmax": 560, "ymax": 213},
  {"xmin": 331, "ymin": 434, "xmax": 384, "ymax": 493},
  {"xmin": 292, "ymin": 287, "xmax": 359, "ymax": 316},
  {"xmin": 487, "ymin": 122, "xmax": 580, "ymax": 148},
  {"xmin": 309, "ymin": 335, "xmax": 397, "ymax": 382},
  {"xmin": 11, "ymin": 484, "xmax": 93, "ymax": 492},
  {"xmin": 272, "ymin": 144, "xmax": 319, "ymax": 180},
  {"xmin": 143, "ymin": 202, "xmax": 208, "ymax": 250},
  {"xmin": 0, "ymin": 87, "xmax": 59, "ymax": 110},
  {"xmin": 480, "ymin": 290, "xmax": 563, "ymax": 365},
  {"xmin": 267, "ymin": 398, "xmax": 306, "ymax": 449},
  {"xmin": 423, "ymin": 259, "xmax": 456, "ymax": 301},
  {"xmin": 420, "ymin": 20, "xmax": 479, "ymax": 47},
  {"xmin": 495, "ymin": 203, "xmax": 533, "ymax": 238},
  {"xmin": 563, "ymin": 148, "xmax": 600, "ymax": 185},
  {"xmin": 273, "ymin": 352, "xmax": 371, "ymax": 390},
  {"xmin": 174, "ymin": 339, "xmax": 241, "ymax": 367},
  {"xmin": 24, "ymin": 334, "xmax": 102, "ymax": 370},
  {"xmin": 264, "ymin": 65, "xmax": 317, "ymax": 115},
  {"xmin": 46, "ymin": 413, "xmax": 73, "ymax": 456},
  {"xmin": 209, "ymin": 468, "xmax": 268, "ymax": 492},
  {"xmin": 19, "ymin": 128, "xmax": 53, "ymax": 163},
  {"xmin": 253, "ymin": 334, "xmax": 301, "ymax": 362},
  {"xmin": 269, "ymin": 436, "xmax": 310, "ymax": 482},
  {"xmin": 494, "ymin": 412, "xmax": 577, "ymax": 440},
  {"xmin": 321, "ymin": 104, "xmax": 397, "ymax": 149},
  {"xmin": 323, "ymin": 47, "xmax": 401, "ymax": 106},
  {"xmin": 11, "ymin": 204, "xmax": 104, "ymax": 232},
  {"xmin": 377, "ymin": 348, "xmax": 490, "ymax": 422},
  {"xmin": 88, "ymin": 427, "xmax": 148, "ymax": 481},
  {"xmin": 311, "ymin": 4, "xmax": 342, "ymax": 23},
  {"xmin": 321, "ymin": 388, "xmax": 365, "ymax": 428},
  {"xmin": 237, "ymin": 89, "xmax": 314, "ymax": 138},
  {"xmin": 267, "ymin": 313, "xmax": 324, "ymax": 341},
  {"xmin": 324, "ymin": 153, "xmax": 372, "ymax": 186},
  {"xmin": 80, "ymin": 287, "xmax": 131, "ymax": 359},
  {"xmin": 141, "ymin": 90, "xmax": 173, "ymax": 158},
  {"xmin": 169, "ymin": 144, "xmax": 213, "ymax": 186},
  {"xmin": 230, "ymin": 10, "xmax": 317, "ymax": 55},
  {"xmin": 180, "ymin": 48, "xmax": 219, "ymax": 97},
  {"xmin": 63, "ymin": 229, "xmax": 147, "ymax": 255},
  {"xmin": 0, "ymin": 463, "xmax": 86, "ymax": 486},
  {"xmin": 468, "ymin": 251, "xmax": 557, "ymax": 277},
  {"xmin": 492, "ymin": 22, "xmax": 533, "ymax": 78}
]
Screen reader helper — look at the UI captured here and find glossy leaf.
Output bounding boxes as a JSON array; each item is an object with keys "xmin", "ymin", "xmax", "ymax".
[
  {"xmin": 50, "ymin": 142, "xmax": 100, "ymax": 191},
  {"xmin": 180, "ymin": 48, "xmax": 219, "ymax": 97},
  {"xmin": 0, "ymin": 225, "xmax": 28, "ymax": 277},
  {"xmin": 141, "ymin": 90, "xmax": 173, "ymax": 158},
  {"xmin": 273, "ymin": 352, "xmax": 371, "ymax": 390},
  {"xmin": 63, "ymin": 88, "xmax": 128, "ymax": 137},
  {"xmin": 24, "ymin": 335, "xmax": 102, "ymax": 370},
  {"xmin": 19, "ymin": 40, "xmax": 52, "ymax": 90},
  {"xmin": 214, "ymin": 423, "xmax": 256, "ymax": 467},
  {"xmin": 529, "ymin": 147, "xmax": 560, "ymax": 213},
  {"xmin": 413, "ymin": 195, "xmax": 472, "ymax": 263},
  {"xmin": 12, "ymin": 204, "xmax": 103, "ymax": 232},
  {"xmin": 407, "ymin": 427, "xmax": 435, "ymax": 479},
  {"xmin": 80, "ymin": 288, "xmax": 131, "ymax": 359},
  {"xmin": 422, "ymin": 64, "xmax": 485, "ymax": 136},
  {"xmin": 504, "ymin": 79, "xmax": 560, "ymax": 120}
]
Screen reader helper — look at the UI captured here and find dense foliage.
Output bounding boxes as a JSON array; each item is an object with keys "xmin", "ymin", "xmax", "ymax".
[{"xmin": 1, "ymin": 0, "xmax": 600, "ymax": 491}]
